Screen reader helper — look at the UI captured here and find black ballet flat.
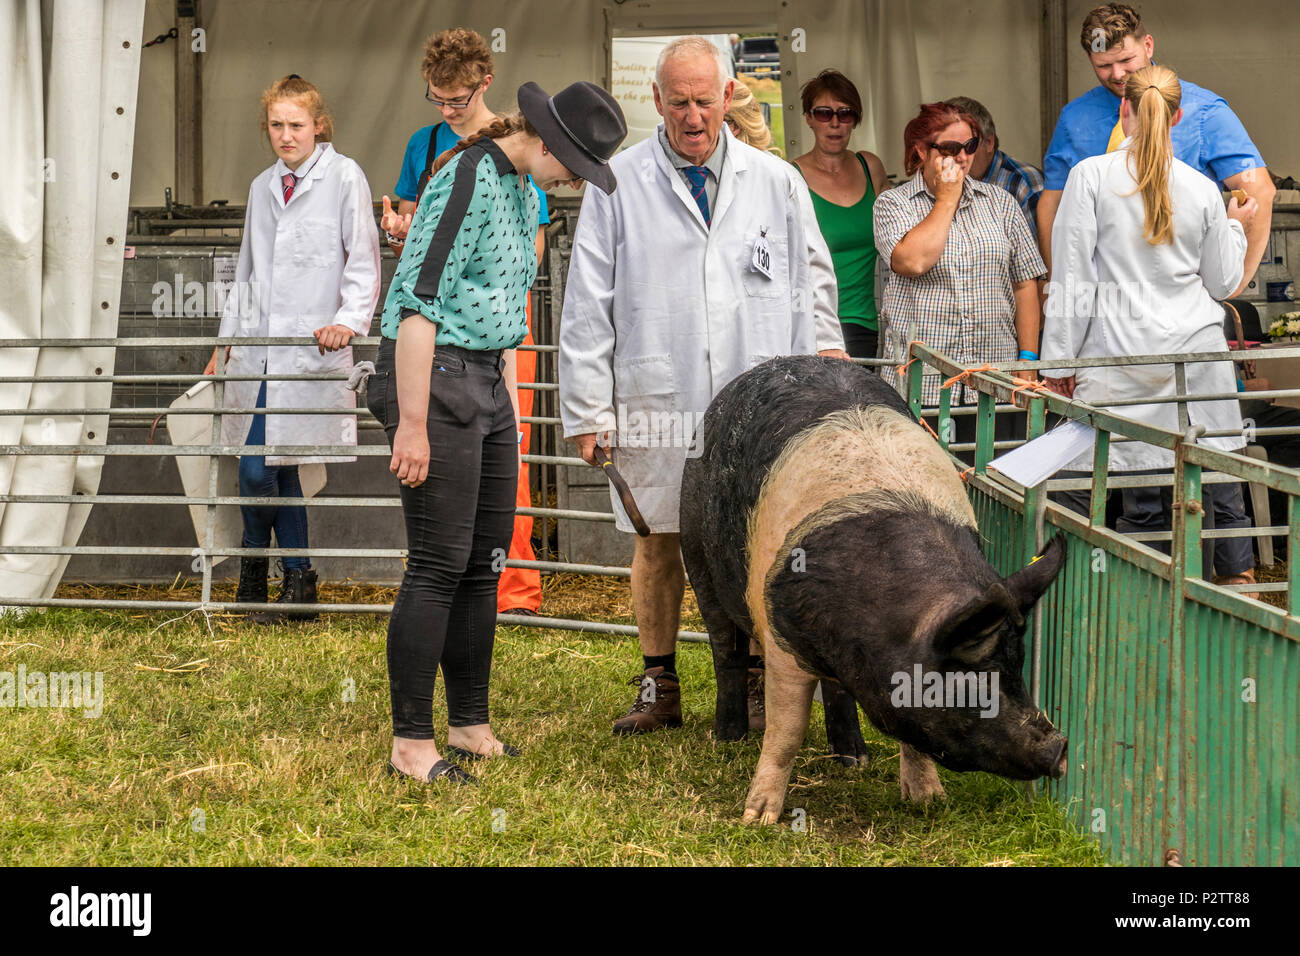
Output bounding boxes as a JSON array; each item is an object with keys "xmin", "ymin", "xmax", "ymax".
[
  {"xmin": 446, "ymin": 743, "xmax": 520, "ymax": 761},
  {"xmin": 386, "ymin": 758, "xmax": 478, "ymax": 785}
]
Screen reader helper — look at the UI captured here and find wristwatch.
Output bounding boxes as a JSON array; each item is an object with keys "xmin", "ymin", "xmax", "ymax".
[{"xmin": 385, "ymin": 232, "xmax": 405, "ymax": 245}]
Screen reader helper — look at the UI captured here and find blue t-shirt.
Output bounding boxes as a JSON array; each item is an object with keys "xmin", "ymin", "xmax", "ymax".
[
  {"xmin": 394, "ymin": 123, "xmax": 550, "ymax": 225},
  {"xmin": 1042, "ymin": 79, "xmax": 1265, "ymax": 191}
]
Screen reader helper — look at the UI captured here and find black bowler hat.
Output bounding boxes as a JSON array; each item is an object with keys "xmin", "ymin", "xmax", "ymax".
[{"xmin": 518, "ymin": 81, "xmax": 628, "ymax": 194}]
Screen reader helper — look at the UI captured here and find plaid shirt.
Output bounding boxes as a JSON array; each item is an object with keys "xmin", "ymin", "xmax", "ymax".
[
  {"xmin": 982, "ymin": 148, "xmax": 1045, "ymax": 240},
  {"xmin": 876, "ymin": 175, "xmax": 1045, "ymax": 406}
]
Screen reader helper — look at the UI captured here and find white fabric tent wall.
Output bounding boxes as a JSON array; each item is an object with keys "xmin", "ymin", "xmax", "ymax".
[
  {"xmin": 127, "ymin": 0, "xmax": 1298, "ymax": 207},
  {"xmin": 0, "ymin": 0, "xmax": 145, "ymax": 608}
]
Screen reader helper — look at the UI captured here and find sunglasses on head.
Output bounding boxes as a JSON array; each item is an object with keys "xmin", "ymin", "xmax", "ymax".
[
  {"xmin": 810, "ymin": 106, "xmax": 858, "ymax": 123},
  {"xmin": 927, "ymin": 136, "xmax": 980, "ymax": 157}
]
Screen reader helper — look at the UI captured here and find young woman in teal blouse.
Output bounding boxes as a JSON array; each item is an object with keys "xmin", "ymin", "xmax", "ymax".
[{"xmin": 371, "ymin": 82, "xmax": 626, "ymax": 784}]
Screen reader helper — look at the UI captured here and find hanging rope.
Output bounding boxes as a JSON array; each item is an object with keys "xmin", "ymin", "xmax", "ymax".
[{"xmin": 941, "ymin": 364, "xmax": 995, "ymax": 390}]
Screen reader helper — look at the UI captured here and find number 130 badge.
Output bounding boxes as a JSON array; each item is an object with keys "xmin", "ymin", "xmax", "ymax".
[{"xmin": 751, "ymin": 228, "xmax": 773, "ymax": 279}]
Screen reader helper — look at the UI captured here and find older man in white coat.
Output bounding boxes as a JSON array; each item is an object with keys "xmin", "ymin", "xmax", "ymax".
[{"xmin": 559, "ymin": 35, "xmax": 846, "ymax": 735}]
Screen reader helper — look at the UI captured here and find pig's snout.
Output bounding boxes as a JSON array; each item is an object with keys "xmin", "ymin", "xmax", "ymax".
[{"xmin": 1038, "ymin": 734, "xmax": 1068, "ymax": 779}]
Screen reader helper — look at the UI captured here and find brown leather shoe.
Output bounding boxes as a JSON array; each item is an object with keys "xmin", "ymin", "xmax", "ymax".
[
  {"xmin": 612, "ymin": 666, "xmax": 682, "ymax": 735},
  {"xmin": 1214, "ymin": 568, "xmax": 1260, "ymax": 600},
  {"xmin": 747, "ymin": 667, "xmax": 766, "ymax": 733}
]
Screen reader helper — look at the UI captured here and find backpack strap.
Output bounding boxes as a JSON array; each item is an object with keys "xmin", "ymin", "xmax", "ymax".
[{"xmin": 415, "ymin": 122, "xmax": 445, "ymax": 201}]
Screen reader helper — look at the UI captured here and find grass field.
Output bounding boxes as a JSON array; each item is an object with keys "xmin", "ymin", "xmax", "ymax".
[{"xmin": 0, "ymin": 576, "xmax": 1106, "ymax": 866}]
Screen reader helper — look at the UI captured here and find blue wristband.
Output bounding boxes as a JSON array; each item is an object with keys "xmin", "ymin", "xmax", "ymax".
[{"xmin": 1018, "ymin": 349, "xmax": 1039, "ymax": 361}]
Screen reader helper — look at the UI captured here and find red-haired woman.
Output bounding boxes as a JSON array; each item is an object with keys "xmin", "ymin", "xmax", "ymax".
[{"xmin": 875, "ymin": 102, "xmax": 1044, "ymax": 442}]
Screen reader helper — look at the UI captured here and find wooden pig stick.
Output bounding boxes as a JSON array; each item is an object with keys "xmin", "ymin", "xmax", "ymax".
[{"xmin": 592, "ymin": 445, "xmax": 652, "ymax": 537}]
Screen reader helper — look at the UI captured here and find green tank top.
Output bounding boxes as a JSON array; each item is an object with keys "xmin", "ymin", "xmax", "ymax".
[{"xmin": 794, "ymin": 153, "xmax": 878, "ymax": 329}]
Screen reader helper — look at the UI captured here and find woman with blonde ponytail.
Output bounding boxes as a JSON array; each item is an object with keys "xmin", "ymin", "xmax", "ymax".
[{"xmin": 1041, "ymin": 64, "xmax": 1262, "ymax": 592}]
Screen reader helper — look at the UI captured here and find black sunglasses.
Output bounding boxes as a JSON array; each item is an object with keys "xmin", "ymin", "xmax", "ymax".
[
  {"xmin": 810, "ymin": 106, "xmax": 858, "ymax": 123},
  {"xmin": 927, "ymin": 136, "xmax": 980, "ymax": 157}
]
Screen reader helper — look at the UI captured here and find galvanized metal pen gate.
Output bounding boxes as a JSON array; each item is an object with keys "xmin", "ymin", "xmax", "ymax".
[
  {"xmin": 2, "ymin": 210, "xmax": 1297, "ymax": 863},
  {"xmin": 904, "ymin": 342, "xmax": 1299, "ymax": 867}
]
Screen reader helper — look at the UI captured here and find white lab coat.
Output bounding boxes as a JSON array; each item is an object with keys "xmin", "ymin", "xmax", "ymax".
[
  {"xmin": 1041, "ymin": 142, "xmax": 1247, "ymax": 471},
  {"xmin": 559, "ymin": 126, "xmax": 843, "ymax": 532},
  {"xmin": 218, "ymin": 143, "xmax": 381, "ymax": 464}
]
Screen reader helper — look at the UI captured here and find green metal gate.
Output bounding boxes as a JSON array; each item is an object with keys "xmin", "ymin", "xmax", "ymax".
[{"xmin": 906, "ymin": 343, "xmax": 1299, "ymax": 866}]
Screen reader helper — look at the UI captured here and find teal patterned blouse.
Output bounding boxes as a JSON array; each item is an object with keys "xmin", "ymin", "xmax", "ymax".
[{"xmin": 380, "ymin": 139, "xmax": 540, "ymax": 348}]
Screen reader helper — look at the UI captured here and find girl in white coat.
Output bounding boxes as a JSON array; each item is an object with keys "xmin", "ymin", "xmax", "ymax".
[
  {"xmin": 209, "ymin": 75, "xmax": 381, "ymax": 620},
  {"xmin": 1042, "ymin": 65, "xmax": 1258, "ymax": 587}
]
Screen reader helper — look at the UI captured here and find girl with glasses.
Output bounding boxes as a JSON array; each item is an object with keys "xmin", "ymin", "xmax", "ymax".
[
  {"xmin": 381, "ymin": 28, "xmax": 551, "ymax": 264},
  {"xmin": 790, "ymin": 70, "xmax": 889, "ymax": 362}
]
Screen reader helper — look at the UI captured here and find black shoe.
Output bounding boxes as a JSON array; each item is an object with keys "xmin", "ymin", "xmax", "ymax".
[
  {"xmin": 251, "ymin": 566, "xmax": 318, "ymax": 624},
  {"xmin": 386, "ymin": 758, "xmax": 477, "ymax": 785},
  {"xmin": 446, "ymin": 742, "xmax": 520, "ymax": 761},
  {"xmin": 235, "ymin": 557, "xmax": 268, "ymax": 614}
]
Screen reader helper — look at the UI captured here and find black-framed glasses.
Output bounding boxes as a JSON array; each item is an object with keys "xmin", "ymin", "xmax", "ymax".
[
  {"xmin": 426, "ymin": 84, "xmax": 480, "ymax": 110},
  {"xmin": 927, "ymin": 136, "xmax": 979, "ymax": 157},
  {"xmin": 810, "ymin": 106, "xmax": 858, "ymax": 124}
]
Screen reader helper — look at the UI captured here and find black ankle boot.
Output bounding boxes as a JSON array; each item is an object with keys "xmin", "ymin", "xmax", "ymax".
[
  {"xmin": 235, "ymin": 557, "xmax": 268, "ymax": 613},
  {"xmin": 252, "ymin": 566, "xmax": 319, "ymax": 623}
]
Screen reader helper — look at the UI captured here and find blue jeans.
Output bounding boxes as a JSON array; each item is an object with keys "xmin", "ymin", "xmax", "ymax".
[{"xmin": 238, "ymin": 381, "xmax": 310, "ymax": 569}]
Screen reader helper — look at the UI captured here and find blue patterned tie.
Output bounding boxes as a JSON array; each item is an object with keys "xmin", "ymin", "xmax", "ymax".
[{"xmin": 683, "ymin": 165, "xmax": 711, "ymax": 226}]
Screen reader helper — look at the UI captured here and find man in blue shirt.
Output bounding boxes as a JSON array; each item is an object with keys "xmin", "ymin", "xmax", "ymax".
[{"xmin": 1037, "ymin": 3, "xmax": 1274, "ymax": 295}]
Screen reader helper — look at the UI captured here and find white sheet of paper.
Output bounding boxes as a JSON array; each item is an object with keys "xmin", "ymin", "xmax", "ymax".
[{"xmin": 988, "ymin": 420, "xmax": 1096, "ymax": 488}]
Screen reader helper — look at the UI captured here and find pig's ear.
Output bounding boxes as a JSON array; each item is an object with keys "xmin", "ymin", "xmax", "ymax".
[
  {"xmin": 934, "ymin": 584, "xmax": 1019, "ymax": 665},
  {"xmin": 1002, "ymin": 535, "xmax": 1067, "ymax": 614}
]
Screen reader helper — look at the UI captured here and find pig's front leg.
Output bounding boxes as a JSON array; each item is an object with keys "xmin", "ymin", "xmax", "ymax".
[
  {"xmin": 821, "ymin": 679, "xmax": 870, "ymax": 766},
  {"xmin": 899, "ymin": 742, "xmax": 946, "ymax": 803},
  {"xmin": 742, "ymin": 640, "xmax": 817, "ymax": 824}
]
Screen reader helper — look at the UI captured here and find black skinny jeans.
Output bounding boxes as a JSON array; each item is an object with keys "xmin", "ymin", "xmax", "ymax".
[{"xmin": 369, "ymin": 338, "xmax": 517, "ymax": 738}]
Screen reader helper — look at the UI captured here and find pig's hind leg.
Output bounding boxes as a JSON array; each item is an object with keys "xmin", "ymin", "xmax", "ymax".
[
  {"xmin": 687, "ymin": 564, "xmax": 750, "ymax": 741},
  {"xmin": 742, "ymin": 641, "xmax": 817, "ymax": 824},
  {"xmin": 821, "ymin": 679, "xmax": 871, "ymax": 766},
  {"xmin": 706, "ymin": 611, "xmax": 750, "ymax": 741},
  {"xmin": 899, "ymin": 742, "xmax": 946, "ymax": 803}
]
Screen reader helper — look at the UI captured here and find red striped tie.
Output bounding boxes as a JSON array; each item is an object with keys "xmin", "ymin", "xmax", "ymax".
[{"xmin": 282, "ymin": 172, "xmax": 296, "ymax": 202}]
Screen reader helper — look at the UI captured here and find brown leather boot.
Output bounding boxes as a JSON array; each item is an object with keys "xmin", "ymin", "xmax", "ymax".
[
  {"xmin": 1213, "ymin": 567, "xmax": 1259, "ymax": 601},
  {"xmin": 747, "ymin": 667, "xmax": 766, "ymax": 733},
  {"xmin": 612, "ymin": 666, "xmax": 682, "ymax": 735}
]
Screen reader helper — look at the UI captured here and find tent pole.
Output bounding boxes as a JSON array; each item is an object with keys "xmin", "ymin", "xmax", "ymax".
[
  {"xmin": 1040, "ymin": 0, "xmax": 1067, "ymax": 158},
  {"xmin": 175, "ymin": 0, "xmax": 202, "ymax": 205}
]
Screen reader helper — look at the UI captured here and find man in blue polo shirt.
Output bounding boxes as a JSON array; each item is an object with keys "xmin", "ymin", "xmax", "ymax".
[{"xmin": 1037, "ymin": 3, "xmax": 1274, "ymax": 295}]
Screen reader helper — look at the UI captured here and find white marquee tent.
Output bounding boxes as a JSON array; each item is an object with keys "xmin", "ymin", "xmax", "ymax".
[{"xmin": 2, "ymin": 0, "xmax": 1297, "ymax": 602}]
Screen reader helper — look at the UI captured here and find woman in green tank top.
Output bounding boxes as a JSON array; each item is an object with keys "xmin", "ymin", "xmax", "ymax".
[{"xmin": 791, "ymin": 70, "xmax": 889, "ymax": 362}]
